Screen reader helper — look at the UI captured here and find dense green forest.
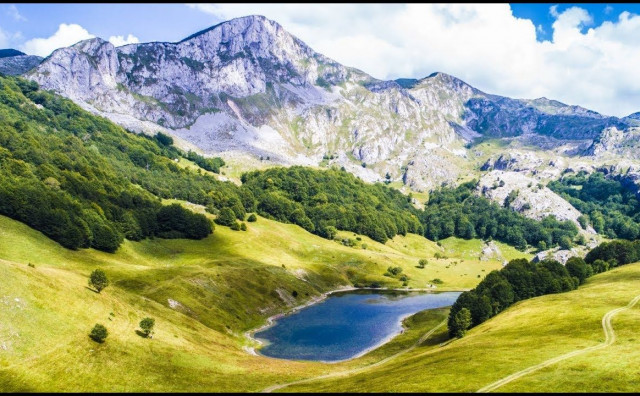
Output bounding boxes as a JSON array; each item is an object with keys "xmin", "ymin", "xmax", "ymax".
[
  {"xmin": 422, "ymin": 182, "xmax": 579, "ymax": 250},
  {"xmin": 448, "ymin": 238, "xmax": 640, "ymax": 338},
  {"xmin": 242, "ymin": 169, "xmax": 579, "ymax": 249},
  {"xmin": 0, "ymin": 75, "xmax": 245, "ymax": 252},
  {"xmin": 241, "ymin": 166, "xmax": 423, "ymax": 242},
  {"xmin": 548, "ymin": 170, "xmax": 640, "ymax": 239},
  {"xmin": 0, "ymin": 74, "xmax": 620, "ymax": 256}
]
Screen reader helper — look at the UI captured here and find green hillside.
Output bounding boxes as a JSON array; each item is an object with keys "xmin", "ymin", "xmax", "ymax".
[
  {"xmin": 0, "ymin": 212, "xmax": 515, "ymax": 392},
  {"xmin": 281, "ymin": 262, "xmax": 640, "ymax": 392}
]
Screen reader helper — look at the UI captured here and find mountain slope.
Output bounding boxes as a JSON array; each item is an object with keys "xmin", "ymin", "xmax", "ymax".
[
  {"xmin": 26, "ymin": 15, "xmax": 634, "ymax": 193},
  {"xmin": 0, "ymin": 48, "xmax": 42, "ymax": 75}
]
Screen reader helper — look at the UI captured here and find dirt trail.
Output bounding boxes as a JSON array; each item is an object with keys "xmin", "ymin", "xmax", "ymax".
[
  {"xmin": 476, "ymin": 293, "xmax": 640, "ymax": 393},
  {"xmin": 260, "ymin": 319, "xmax": 447, "ymax": 393}
]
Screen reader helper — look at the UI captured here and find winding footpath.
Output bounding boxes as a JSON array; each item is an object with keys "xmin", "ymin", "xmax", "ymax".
[
  {"xmin": 477, "ymin": 293, "xmax": 640, "ymax": 393},
  {"xmin": 260, "ymin": 319, "xmax": 447, "ymax": 393}
]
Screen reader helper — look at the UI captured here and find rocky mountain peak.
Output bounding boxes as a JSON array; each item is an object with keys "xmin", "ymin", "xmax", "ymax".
[
  {"xmin": 0, "ymin": 48, "xmax": 42, "ymax": 75},
  {"xmin": 0, "ymin": 48, "xmax": 26, "ymax": 58},
  {"xmin": 23, "ymin": 15, "xmax": 640, "ymax": 202},
  {"xmin": 625, "ymin": 112, "xmax": 640, "ymax": 120},
  {"xmin": 423, "ymin": 72, "xmax": 478, "ymax": 92}
]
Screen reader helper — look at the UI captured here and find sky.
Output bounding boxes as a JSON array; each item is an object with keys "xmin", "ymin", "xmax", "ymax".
[{"xmin": 1, "ymin": 3, "xmax": 639, "ymax": 117}]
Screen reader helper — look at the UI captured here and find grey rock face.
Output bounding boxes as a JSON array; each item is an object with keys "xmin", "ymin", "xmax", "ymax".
[
  {"xmin": 25, "ymin": 14, "xmax": 637, "ymax": 199},
  {"xmin": 0, "ymin": 54, "xmax": 42, "ymax": 75}
]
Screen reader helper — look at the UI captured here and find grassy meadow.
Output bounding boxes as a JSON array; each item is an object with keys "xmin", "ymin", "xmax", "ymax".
[{"xmin": 0, "ymin": 212, "xmax": 513, "ymax": 392}]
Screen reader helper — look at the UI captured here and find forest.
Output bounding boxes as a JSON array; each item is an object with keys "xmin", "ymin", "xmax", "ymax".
[
  {"xmin": 548, "ymin": 170, "xmax": 640, "ymax": 239},
  {"xmin": 0, "ymin": 74, "xmax": 632, "ymax": 256},
  {"xmin": 0, "ymin": 76, "xmax": 241, "ymax": 251},
  {"xmin": 447, "ymin": 238, "xmax": 640, "ymax": 338}
]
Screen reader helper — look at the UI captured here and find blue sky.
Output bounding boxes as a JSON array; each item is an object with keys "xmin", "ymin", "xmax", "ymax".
[
  {"xmin": 1, "ymin": 4, "xmax": 640, "ymax": 117},
  {"xmin": 5, "ymin": 4, "xmax": 639, "ymax": 47},
  {"xmin": 510, "ymin": 3, "xmax": 640, "ymax": 40},
  {"xmin": 0, "ymin": 4, "xmax": 214, "ymax": 44}
]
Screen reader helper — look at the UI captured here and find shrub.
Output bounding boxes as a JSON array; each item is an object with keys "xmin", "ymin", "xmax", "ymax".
[
  {"xmin": 387, "ymin": 266, "xmax": 403, "ymax": 276},
  {"xmin": 89, "ymin": 269, "xmax": 109, "ymax": 293},
  {"xmin": 240, "ymin": 222, "xmax": 247, "ymax": 231},
  {"xmin": 216, "ymin": 207, "xmax": 237, "ymax": 227},
  {"xmin": 449, "ymin": 308, "xmax": 472, "ymax": 338},
  {"xmin": 154, "ymin": 132, "xmax": 173, "ymax": 147},
  {"xmin": 230, "ymin": 222, "xmax": 241, "ymax": 231},
  {"xmin": 89, "ymin": 324, "xmax": 108, "ymax": 343},
  {"xmin": 139, "ymin": 317, "xmax": 155, "ymax": 338},
  {"xmin": 247, "ymin": 213, "xmax": 257, "ymax": 222}
]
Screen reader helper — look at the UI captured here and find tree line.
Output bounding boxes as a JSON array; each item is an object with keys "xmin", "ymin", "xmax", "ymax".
[
  {"xmin": 1, "ymin": 75, "xmax": 634, "ymax": 256},
  {"xmin": 548, "ymin": 170, "xmax": 640, "ymax": 240},
  {"xmin": 0, "ymin": 76, "xmax": 237, "ymax": 252},
  {"xmin": 422, "ymin": 181, "xmax": 579, "ymax": 250},
  {"xmin": 448, "ymin": 238, "xmax": 640, "ymax": 338}
]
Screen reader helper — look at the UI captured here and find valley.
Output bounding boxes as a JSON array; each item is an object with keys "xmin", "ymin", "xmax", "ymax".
[{"xmin": 1, "ymin": 8, "xmax": 640, "ymax": 393}]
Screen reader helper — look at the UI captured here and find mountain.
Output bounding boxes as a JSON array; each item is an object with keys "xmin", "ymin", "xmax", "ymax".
[
  {"xmin": 623, "ymin": 111, "xmax": 640, "ymax": 127},
  {"xmin": 25, "ymin": 15, "xmax": 636, "ymax": 193},
  {"xmin": 0, "ymin": 48, "xmax": 42, "ymax": 75},
  {"xmin": 0, "ymin": 48, "xmax": 27, "ymax": 58}
]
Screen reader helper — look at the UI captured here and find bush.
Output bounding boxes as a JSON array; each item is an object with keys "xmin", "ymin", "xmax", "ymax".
[
  {"xmin": 418, "ymin": 259, "xmax": 428, "ymax": 268},
  {"xmin": 216, "ymin": 207, "xmax": 237, "ymax": 227},
  {"xmin": 247, "ymin": 213, "xmax": 257, "ymax": 222},
  {"xmin": 139, "ymin": 317, "xmax": 155, "ymax": 338},
  {"xmin": 89, "ymin": 324, "xmax": 108, "ymax": 343},
  {"xmin": 449, "ymin": 308, "xmax": 471, "ymax": 338},
  {"xmin": 154, "ymin": 132, "xmax": 173, "ymax": 147},
  {"xmin": 156, "ymin": 203, "xmax": 212, "ymax": 239},
  {"xmin": 387, "ymin": 266, "xmax": 403, "ymax": 276},
  {"xmin": 89, "ymin": 269, "xmax": 109, "ymax": 293},
  {"xmin": 240, "ymin": 222, "xmax": 247, "ymax": 231},
  {"xmin": 230, "ymin": 222, "xmax": 241, "ymax": 231}
]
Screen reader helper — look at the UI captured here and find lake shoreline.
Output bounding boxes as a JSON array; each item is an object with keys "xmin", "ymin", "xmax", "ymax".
[{"xmin": 243, "ymin": 285, "xmax": 465, "ymax": 361}]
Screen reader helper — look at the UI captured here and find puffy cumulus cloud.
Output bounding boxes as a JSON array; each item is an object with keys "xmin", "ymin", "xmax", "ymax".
[
  {"xmin": 21, "ymin": 23, "xmax": 94, "ymax": 57},
  {"xmin": 108, "ymin": 34, "xmax": 139, "ymax": 47},
  {"xmin": 20, "ymin": 24, "xmax": 141, "ymax": 57},
  {"xmin": 189, "ymin": 3, "xmax": 640, "ymax": 117}
]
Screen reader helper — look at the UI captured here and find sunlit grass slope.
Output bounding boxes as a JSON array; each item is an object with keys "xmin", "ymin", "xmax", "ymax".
[
  {"xmin": 284, "ymin": 262, "xmax": 640, "ymax": 392},
  {"xmin": 0, "ymin": 213, "xmax": 519, "ymax": 391}
]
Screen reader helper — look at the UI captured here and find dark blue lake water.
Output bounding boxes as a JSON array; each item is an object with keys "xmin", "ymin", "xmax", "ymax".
[{"xmin": 255, "ymin": 290, "xmax": 461, "ymax": 362}]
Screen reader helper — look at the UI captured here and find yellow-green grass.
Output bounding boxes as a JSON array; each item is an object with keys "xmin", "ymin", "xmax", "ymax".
[
  {"xmin": 283, "ymin": 262, "xmax": 640, "ymax": 392},
  {"xmin": 217, "ymin": 152, "xmax": 278, "ymax": 183},
  {"xmin": 0, "ymin": 213, "xmax": 514, "ymax": 391},
  {"xmin": 175, "ymin": 157, "xmax": 220, "ymax": 179}
]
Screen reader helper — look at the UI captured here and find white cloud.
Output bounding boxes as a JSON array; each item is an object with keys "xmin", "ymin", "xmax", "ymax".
[
  {"xmin": 108, "ymin": 34, "xmax": 139, "ymax": 47},
  {"xmin": 7, "ymin": 5, "xmax": 26, "ymax": 22},
  {"xmin": 19, "ymin": 24, "xmax": 140, "ymax": 57},
  {"xmin": 189, "ymin": 3, "xmax": 640, "ymax": 117},
  {"xmin": 20, "ymin": 23, "xmax": 94, "ymax": 57}
]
